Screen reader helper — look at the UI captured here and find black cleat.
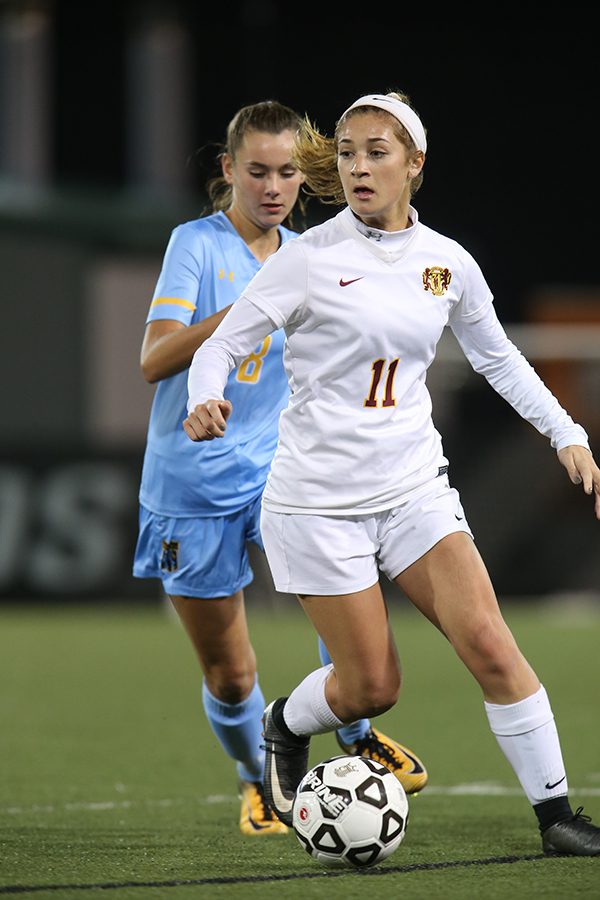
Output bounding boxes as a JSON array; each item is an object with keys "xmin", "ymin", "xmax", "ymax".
[
  {"xmin": 262, "ymin": 697, "xmax": 310, "ymax": 827},
  {"xmin": 542, "ymin": 807, "xmax": 600, "ymax": 856}
]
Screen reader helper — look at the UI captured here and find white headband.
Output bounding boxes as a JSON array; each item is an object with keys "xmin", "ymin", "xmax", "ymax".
[{"xmin": 340, "ymin": 94, "xmax": 427, "ymax": 154}]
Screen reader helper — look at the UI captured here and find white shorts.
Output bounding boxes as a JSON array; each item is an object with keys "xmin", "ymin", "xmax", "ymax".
[{"xmin": 260, "ymin": 475, "xmax": 473, "ymax": 596}]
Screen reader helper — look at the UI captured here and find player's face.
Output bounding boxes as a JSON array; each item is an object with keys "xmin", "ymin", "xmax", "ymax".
[
  {"xmin": 337, "ymin": 113, "xmax": 424, "ymax": 230},
  {"xmin": 223, "ymin": 129, "xmax": 305, "ymax": 231}
]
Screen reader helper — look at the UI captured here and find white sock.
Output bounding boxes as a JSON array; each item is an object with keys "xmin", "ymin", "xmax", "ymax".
[
  {"xmin": 283, "ymin": 664, "xmax": 343, "ymax": 736},
  {"xmin": 485, "ymin": 684, "xmax": 568, "ymax": 805}
]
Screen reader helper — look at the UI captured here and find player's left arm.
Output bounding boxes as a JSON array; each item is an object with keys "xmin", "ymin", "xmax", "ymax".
[
  {"xmin": 557, "ymin": 445, "xmax": 600, "ymax": 520},
  {"xmin": 450, "ymin": 300, "xmax": 600, "ymax": 520}
]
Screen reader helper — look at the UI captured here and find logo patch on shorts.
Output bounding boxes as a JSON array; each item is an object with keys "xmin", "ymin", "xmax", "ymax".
[{"xmin": 160, "ymin": 540, "xmax": 179, "ymax": 572}]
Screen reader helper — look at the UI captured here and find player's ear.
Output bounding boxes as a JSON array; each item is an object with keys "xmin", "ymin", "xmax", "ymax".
[
  {"xmin": 408, "ymin": 151, "xmax": 425, "ymax": 179},
  {"xmin": 221, "ymin": 152, "xmax": 234, "ymax": 184}
]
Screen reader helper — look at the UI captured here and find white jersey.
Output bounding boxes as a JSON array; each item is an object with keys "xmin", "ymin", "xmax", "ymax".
[{"xmin": 188, "ymin": 206, "xmax": 589, "ymax": 515}]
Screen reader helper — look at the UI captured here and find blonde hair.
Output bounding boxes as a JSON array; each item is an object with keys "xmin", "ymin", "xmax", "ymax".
[
  {"xmin": 203, "ymin": 100, "xmax": 307, "ymax": 229},
  {"xmin": 293, "ymin": 91, "xmax": 425, "ymax": 206}
]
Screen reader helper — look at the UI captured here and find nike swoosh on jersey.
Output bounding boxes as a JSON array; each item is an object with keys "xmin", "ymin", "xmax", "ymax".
[
  {"xmin": 545, "ymin": 775, "xmax": 566, "ymax": 790},
  {"xmin": 339, "ymin": 277, "xmax": 365, "ymax": 287},
  {"xmin": 269, "ymin": 763, "xmax": 294, "ymax": 815}
]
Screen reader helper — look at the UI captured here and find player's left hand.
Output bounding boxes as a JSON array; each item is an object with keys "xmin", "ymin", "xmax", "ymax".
[{"xmin": 557, "ymin": 445, "xmax": 600, "ymax": 520}]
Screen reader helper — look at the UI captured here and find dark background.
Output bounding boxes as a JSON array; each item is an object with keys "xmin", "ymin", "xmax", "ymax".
[
  {"xmin": 49, "ymin": 4, "xmax": 600, "ymax": 322},
  {"xmin": 1, "ymin": 2, "xmax": 599, "ymax": 603}
]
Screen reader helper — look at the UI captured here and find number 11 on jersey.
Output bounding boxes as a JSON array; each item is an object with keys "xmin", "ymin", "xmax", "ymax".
[{"xmin": 364, "ymin": 358, "xmax": 399, "ymax": 408}]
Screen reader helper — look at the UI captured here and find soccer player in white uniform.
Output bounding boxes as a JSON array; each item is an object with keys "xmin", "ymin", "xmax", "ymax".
[
  {"xmin": 134, "ymin": 100, "xmax": 427, "ymax": 837},
  {"xmin": 185, "ymin": 92, "xmax": 600, "ymax": 855}
]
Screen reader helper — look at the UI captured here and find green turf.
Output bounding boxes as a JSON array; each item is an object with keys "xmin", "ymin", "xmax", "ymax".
[{"xmin": 1, "ymin": 598, "xmax": 599, "ymax": 899}]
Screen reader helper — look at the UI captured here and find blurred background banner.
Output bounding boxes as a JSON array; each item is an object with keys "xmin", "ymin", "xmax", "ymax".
[{"xmin": 1, "ymin": 0, "xmax": 599, "ymax": 602}]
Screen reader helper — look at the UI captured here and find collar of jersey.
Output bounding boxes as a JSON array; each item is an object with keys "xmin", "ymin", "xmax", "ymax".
[
  {"xmin": 216, "ymin": 209, "xmax": 288, "ymax": 253},
  {"xmin": 340, "ymin": 206, "xmax": 419, "ymax": 263}
]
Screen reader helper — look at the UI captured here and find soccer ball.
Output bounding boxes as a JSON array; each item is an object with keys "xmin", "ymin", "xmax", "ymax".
[{"xmin": 292, "ymin": 755, "xmax": 409, "ymax": 868}]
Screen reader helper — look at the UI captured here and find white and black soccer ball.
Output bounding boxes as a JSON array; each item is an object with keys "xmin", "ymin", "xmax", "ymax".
[{"xmin": 292, "ymin": 755, "xmax": 409, "ymax": 868}]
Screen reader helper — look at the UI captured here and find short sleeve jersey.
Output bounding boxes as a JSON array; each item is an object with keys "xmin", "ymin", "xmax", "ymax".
[{"xmin": 139, "ymin": 211, "xmax": 295, "ymax": 517}]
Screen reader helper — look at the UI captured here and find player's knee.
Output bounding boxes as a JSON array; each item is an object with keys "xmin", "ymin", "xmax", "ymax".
[
  {"xmin": 343, "ymin": 672, "xmax": 400, "ymax": 721},
  {"xmin": 460, "ymin": 621, "xmax": 522, "ymax": 685},
  {"xmin": 204, "ymin": 664, "xmax": 256, "ymax": 704}
]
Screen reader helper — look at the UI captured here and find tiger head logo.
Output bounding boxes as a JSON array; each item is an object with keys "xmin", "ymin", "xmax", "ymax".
[{"xmin": 422, "ymin": 266, "xmax": 452, "ymax": 296}]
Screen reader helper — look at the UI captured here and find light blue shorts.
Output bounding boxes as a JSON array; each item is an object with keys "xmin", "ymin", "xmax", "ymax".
[{"xmin": 133, "ymin": 493, "xmax": 264, "ymax": 599}]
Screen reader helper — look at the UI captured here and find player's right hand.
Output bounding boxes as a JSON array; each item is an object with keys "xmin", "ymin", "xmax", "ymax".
[{"xmin": 183, "ymin": 399, "xmax": 232, "ymax": 441}]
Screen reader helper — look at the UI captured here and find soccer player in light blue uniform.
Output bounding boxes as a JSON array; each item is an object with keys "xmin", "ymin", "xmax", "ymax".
[
  {"xmin": 134, "ymin": 101, "xmax": 427, "ymax": 835},
  {"xmin": 136, "ymin": 215, "xmax": 289, "ymax": 552}
]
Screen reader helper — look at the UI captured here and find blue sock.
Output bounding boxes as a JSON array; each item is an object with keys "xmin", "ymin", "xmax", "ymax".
[
  {"xmin": 317, "ymin": 636, "xmax": 370, "ymax": 745},
  {"xmin": 202, "ymin": 677, "xmax": 265, "ymax": 783}
]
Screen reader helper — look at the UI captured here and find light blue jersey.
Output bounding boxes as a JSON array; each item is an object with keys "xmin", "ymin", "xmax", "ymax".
[{"xmin": 138, "ymin": 211, "xmax": 295, "ymax": 517}]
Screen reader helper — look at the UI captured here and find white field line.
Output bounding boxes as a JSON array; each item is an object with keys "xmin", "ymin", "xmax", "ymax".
[{"xmin": 2, "ymin": 784, "xmax": 600, "ymax": 816}]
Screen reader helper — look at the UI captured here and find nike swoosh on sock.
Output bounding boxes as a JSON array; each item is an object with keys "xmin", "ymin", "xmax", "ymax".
[{"xmin": 545, "ymin": 775, "xmax": 566, "ymax": 790}]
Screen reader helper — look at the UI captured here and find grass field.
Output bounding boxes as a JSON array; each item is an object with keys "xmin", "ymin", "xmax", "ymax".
[{"xmin": 1, "ymin": 596, "xmax": 599, "ymax": 899}]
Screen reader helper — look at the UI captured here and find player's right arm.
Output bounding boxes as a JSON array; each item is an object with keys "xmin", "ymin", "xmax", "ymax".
[
  {"xmin": 140, "ymin": 307, "xmax": 232, "ymax": 384},
  {"xmin": 185, "ymin": 297, "xmax": 278, "ymax": 441},
  {"xmin": 185, "ymin": 240, "xmax": 308, "ymax": 442}
]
